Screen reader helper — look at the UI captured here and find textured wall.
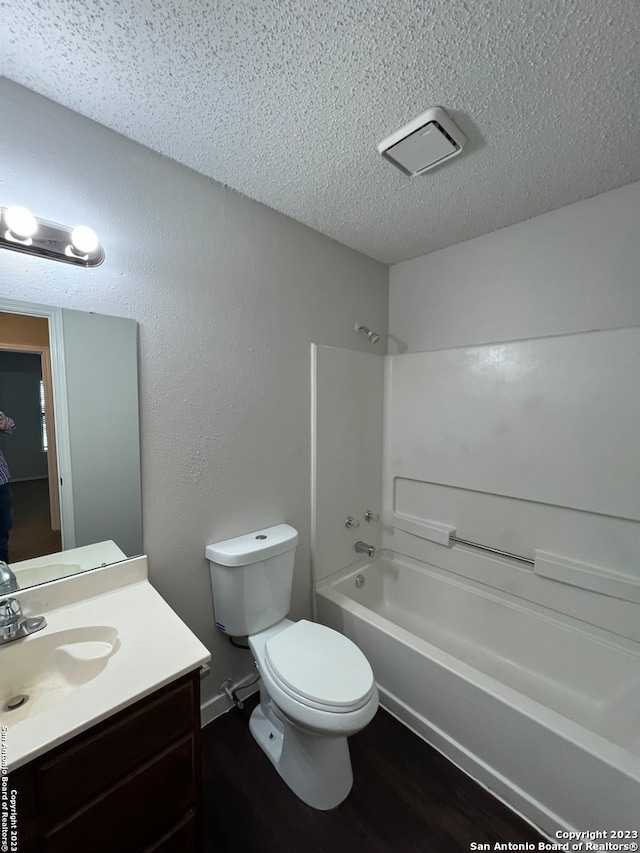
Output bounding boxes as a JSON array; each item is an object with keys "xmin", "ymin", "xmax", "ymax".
[
  {"xmin": 389, "ymin": 181, "xmax": 640, "ymax": 352},
  {"xmin": 0, "ymin": 79, "xmax": 388, "ymax": 711}
]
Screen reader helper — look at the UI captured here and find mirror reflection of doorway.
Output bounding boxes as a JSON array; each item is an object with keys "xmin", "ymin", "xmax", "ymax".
[{"xmin": 0, "ymin": 313, "xmax": 62, "ymax": 562}]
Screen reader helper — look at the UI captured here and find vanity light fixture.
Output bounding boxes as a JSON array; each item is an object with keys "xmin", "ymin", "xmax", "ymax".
[
  {"xmin": 4, "ymin": 205, "xmax": 38, "ymax": 243},
  {"xmin": 0, "ymin": 206, "xmax": 104, "ymax": 267}
]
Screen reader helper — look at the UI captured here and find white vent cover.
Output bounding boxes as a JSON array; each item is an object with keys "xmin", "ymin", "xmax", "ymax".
[{"xmin": 377, "ymin": 107, "xmax": 466, "ymax": 177}]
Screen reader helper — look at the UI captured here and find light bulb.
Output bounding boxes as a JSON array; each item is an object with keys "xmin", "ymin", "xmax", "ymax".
[
  {"xmin": 70, "ymin": 225, "xmax": 99, "ymax": 255},
  {"xmin": 5, "ymin": 206, "xmax": 37, "ymax": 240}
]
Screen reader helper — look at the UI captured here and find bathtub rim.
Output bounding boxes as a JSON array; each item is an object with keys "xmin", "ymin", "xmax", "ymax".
[
  {"xmin": 316, "ymin": 549, "xmax": 640, "ymax": 660},
  {"xmin": 316, "ymin": 561, "xmax": 640, "ymax": 837},
  {"xmin": 315, "ymin": 551, "xmax": 640, "ymax": 777}
]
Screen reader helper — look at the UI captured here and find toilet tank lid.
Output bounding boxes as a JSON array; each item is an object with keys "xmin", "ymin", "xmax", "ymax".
[{"xmin": 205, "ymin": 523, "xmax": 298, "ymax": 566}]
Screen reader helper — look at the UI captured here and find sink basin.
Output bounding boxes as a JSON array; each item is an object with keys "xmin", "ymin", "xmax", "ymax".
[
  {"xmin": 0, "ymin": 626, "xmax": 120, "ymax": 723},
  {"xmin": 3, "ymin": 556, "xmax": 210, "ymax": 772}
]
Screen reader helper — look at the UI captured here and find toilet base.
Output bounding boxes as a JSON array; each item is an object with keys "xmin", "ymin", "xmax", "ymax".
[{"xmin": 249, "ymin": 692, "xmax": 353, "ymax": 810}]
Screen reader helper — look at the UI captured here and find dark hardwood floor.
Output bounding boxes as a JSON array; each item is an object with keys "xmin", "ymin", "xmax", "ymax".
[
  {"xmin": 9, "ymin": 478, "xmax": 61, "ymax": 562},
  {"xmin": 200, "ymin": 693, "xmax": 545, "ymax": 853}
]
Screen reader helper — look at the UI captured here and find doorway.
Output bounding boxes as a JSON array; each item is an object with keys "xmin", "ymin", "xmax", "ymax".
[{"xmin": 0, "ymin": 312, "xmax": 62, "ymax": 562}]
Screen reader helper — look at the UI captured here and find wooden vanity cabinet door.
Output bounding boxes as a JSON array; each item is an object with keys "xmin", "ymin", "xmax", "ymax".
[
  {"xmin": 10, "ymin": 669, "xmax": 202, "ymax": 853},
  {"xmin": 145, "ymin": 810, "xmax": 199, "ymax": 852},
  {"xmin": 37, "ymin": 674, "xmax": 197, "ymax": 824},
  {"xmin": 43, "ymin": 736, "xmax": 196, "ymax": 853}
]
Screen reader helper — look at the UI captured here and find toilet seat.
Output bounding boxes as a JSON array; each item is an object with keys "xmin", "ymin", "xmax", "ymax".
[{"xmin": 264, "ymin": 620, "xmax": 375, "ymax": 713}]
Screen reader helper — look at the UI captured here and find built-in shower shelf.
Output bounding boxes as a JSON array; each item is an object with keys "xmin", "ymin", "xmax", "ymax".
[
  {"xmin": 391, "ymin": 512, "xmax": 640, "ymax": 602},
  {"xmin": 391, "ymin": 512, "xmax": 456, "ymax": 546},
  {"xmin": 534, "ymin": 551, "xmax": 640, "ymax": 603}
]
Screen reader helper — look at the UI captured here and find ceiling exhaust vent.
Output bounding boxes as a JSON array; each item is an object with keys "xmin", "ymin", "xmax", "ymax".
[{"xmin": 377, "ymin": 107, "xmax": 466, "ymax": 177}]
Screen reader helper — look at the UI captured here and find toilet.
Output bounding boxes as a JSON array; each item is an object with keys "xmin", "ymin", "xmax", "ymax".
[{"xmin": 206, "ymin": 523, "xmax": 378, "ymax": 810}]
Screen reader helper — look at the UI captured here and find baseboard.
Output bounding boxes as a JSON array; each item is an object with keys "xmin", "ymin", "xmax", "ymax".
[{"xmin": 200, "ymin": 684, "xmax": 259, "ymax": 728}]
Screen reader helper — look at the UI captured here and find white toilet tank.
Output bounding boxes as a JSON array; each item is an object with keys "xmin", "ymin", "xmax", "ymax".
[{"xmin": 206, "ymin": 524, "xmax": 298, "ymax": 636}]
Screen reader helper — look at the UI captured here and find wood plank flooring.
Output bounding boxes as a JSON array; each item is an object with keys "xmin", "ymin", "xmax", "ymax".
[{"xmin": 200, "ymin": 693, "xmax": 545, "ymax": 853}]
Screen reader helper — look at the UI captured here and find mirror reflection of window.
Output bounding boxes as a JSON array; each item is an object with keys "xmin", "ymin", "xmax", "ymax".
[{"xmin": 39, "ymin": 378, "xmax": 49, "ymax": 453}]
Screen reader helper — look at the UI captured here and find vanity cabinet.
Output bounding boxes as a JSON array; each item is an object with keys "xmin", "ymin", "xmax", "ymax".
[{"xmin": 10, "ymin": 669, "xmax": 202, "ymax": 853}]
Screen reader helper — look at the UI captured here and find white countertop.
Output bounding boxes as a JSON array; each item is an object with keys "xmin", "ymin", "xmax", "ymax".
[
  {"xmin": 1, "ymin": 556, "xmax": 210, "ymax": 771},
  {"xmin": 10, "ymin": 540, "xmax": 129, "ymax": 588}
]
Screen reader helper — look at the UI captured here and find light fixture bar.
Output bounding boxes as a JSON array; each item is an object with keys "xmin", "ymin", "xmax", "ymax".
[{"xmin": 0, "ymin": 207, "xmax": 104, "ymax": 267}]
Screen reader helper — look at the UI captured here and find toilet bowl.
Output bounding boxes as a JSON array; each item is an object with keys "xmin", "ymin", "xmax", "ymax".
[
  {"xmin": 206, "ymin": 524, "xmax": 379, "ymax": 810},
  {"xmin": 248, "ymin": 619, "xmax": 379, "ymax": 809},
  {"xmin": 250, "ymin": 619, "xmax": 377, "ymax": 732}
]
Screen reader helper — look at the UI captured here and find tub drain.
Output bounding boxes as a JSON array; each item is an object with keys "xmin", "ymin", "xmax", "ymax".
[{"xmin": 3, "ymin": 694, "xmax": 29, "ymax": 712}]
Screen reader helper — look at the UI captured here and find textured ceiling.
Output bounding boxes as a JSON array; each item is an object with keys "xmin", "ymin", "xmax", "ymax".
[{"xmin": 2, "ymin": 0, "xmax": 639, "ymax": 264}]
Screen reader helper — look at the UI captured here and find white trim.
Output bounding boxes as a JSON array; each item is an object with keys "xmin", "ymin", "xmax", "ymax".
[
  {"xmin": 0, "ymin": 299, "xmax": 75, "ymax": 548},
  {"xmin": 310, "ymin": 343, "xmax": 318, "ymax": 621}
]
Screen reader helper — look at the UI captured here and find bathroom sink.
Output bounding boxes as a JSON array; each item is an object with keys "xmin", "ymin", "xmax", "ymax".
[
  {"xmin": 0, "ymin": 626, "xmax": 120, "ymax": 723},
  {"xmin": 2, "ymin": 556, "xmax": 210, "ymax": 772}
]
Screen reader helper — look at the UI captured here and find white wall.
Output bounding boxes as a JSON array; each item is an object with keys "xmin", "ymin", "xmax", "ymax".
[
  {"xmin": 61, "ymin": 309, "xmax": 142, "ymax": 557},
  {"xmin": 0, "ymin": 78, "xmax": 388, "ymax": 715},
  {"xmin": 390, "ymin": 181, "xmax": 640, "ymax": 353},
  {"xmin": 386, "ymin": 182, "xmax": 640, "ymax": 641}
]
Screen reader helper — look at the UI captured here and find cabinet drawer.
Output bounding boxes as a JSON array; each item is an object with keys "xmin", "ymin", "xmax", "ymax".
[
  {"xmin": 38, "ymin": 674, "xmax": 196, "ymax": 825},
  {"xmin": 43, "ymin": 736, "xmax": 196, "ymax": 853}
]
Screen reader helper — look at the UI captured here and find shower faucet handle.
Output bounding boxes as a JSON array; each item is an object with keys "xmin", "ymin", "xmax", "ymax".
[
  {"xmin": 345, "ymin": 516, "xmax": 360, "ymax": 529},
  {"xmin": 364, "ymin": 511, "xmax": 379, "ymax": 522}
]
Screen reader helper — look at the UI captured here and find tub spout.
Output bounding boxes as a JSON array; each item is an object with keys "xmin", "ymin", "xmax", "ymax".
[{"xmin": 354, "ymin": 541, "xmax": 376, "ymax": 558}]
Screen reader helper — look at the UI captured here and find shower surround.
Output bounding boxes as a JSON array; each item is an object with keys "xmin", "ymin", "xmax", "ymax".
[{"xmin": 311, "ymin": 329, "xmax": 640, "ymax": 835}]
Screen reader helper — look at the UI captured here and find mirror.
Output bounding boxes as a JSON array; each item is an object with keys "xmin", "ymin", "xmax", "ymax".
[{"xmin": 0, "ymin": 298, "xmax": 142, "ymax": 591}]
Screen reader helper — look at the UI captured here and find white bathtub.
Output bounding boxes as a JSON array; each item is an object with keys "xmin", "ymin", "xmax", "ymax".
[{"xmin": 315, "ymin": 551, "xmax": 640, "ymax": 837}]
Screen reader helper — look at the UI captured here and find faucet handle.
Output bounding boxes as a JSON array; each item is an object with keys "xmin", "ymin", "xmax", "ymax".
[
  {"xmin": 0, "ymin": 597, "xmax": 23, "ymax": 628},
  {"xmin": 0, "ymin": 561, "xmax": 19, "ymax": 594},
  {"xmin": 364, "ymin": 510, "xmax": 379, "ymax": 522},
  {"xmin": 0, "ymin": 598, "xmax": 46, "ymax": 644},
  {"xmin": 345, "ymin": 516, "xmax": 360, "ymax": 528}
]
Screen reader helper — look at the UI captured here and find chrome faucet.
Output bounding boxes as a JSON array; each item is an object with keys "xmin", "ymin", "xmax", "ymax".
[
  {"xmin": 354, "ymin": 541, "xmax": 376, "ymax": 558},
  {"xmin": 0, "ymin": 561, "xmax": 18, "ymax": 595},
  {"xmin": 0, "ymin": 597, "xmax": 47, "ymax": 646}
]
